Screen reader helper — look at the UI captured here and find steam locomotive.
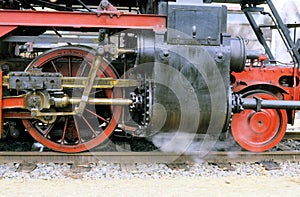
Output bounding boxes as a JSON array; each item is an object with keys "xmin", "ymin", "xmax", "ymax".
[{"xmin": 0, "ymin": 0, "xmax": 299, "ymax": 153}]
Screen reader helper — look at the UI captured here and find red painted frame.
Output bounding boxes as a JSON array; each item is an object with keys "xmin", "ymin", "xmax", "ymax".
[
  {"xmin": 0, "ymin": 10, "xmax": 166, "ymax": 37},
  {"xmin": 232, "ymin": 66, "xmax": 299, "ymax": 100},
  {"xmin": 0, "ymin": 26, "xmax": 17, "ymax": 37}
]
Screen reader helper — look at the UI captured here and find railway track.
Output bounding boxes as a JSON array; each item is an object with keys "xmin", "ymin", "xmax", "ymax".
[
  {"xmin": 1, "ymin": 151, "xmax": 300, "ymax": 164},
  {"xmin": 0, "ymin": 131, "xmax": 299, "ymax": 165},
  {"xmin": 284, "ymin": 131, "xmax": 300, "ymax": 140}
]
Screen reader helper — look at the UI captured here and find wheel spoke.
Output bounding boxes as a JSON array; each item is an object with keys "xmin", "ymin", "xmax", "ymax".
[
  {"xmin": 43, "ymin": 125, "xmax": 54, "ymax": 139},
  {"xmin": 60, "ymin": 116, "xmax": 68, "ymax": 144},
  {"xmin": 85, "ymin": 108, "xmax": 110, "ymax": 123},
  {"xmin": 89, "ymin": 89, "xmax": 104, "ymax": 96},
  {"xmin": 81, "ymin": 115, "xmax": 97, "ymax": 137},
  {"xmin": 51, "ymin": 60, "xmax": 59, "ymax": 73},
  {"xmin": 68, "ymin": 57, "xmax": 72, "ymax": 77},
  {"xmin": 73, "ymin": 116, "xmax": 82, "ymax": 144},
  {"xmin": 32, "ymin": 120, "xmax": 52, "ymax": 136},
  {"xmin": 79, "ymin": 61, "xmax": 88, "ymax": 76}
]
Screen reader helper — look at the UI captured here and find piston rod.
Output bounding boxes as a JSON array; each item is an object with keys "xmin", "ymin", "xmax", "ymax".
[
  {"xmin": 53, "ymin": 97, "xmax": 132, "ymax": 108},
  {"xmin": 69, "ymin": 98, "xmax": 132, "ymax": 105},
  {"xmin": 242, "ymin": 97, "xmax": 300, "ymax": 111},
  {"xmin": 30, "ymin": 97, "xmax": 133, "ymax": 118}
]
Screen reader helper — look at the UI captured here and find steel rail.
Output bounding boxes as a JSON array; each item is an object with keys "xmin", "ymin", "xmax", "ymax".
[
  {"xmin": 283, "ymin": 131, "xmax": 300, "ymax": 140},
  {"xmin": 1, "ymin": 151, "xmax": 300, "ymax": 164}
]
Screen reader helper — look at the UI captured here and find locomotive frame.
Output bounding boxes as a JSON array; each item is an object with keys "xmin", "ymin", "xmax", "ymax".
[{"xmin": 0, "ymin": 0, "xmax": 299, "ymax": 153}]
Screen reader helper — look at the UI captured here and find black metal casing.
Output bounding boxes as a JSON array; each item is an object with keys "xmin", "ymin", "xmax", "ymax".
[{"xmin": 144, "ymin": 3, "xmax": 245, "ymax": 137}]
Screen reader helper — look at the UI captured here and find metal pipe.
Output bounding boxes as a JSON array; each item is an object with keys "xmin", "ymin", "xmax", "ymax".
[
  {"xmin": 53, "ymin": 96, "xmax": 132, "ymax": 108},
  {"xmin": 243, "ymin": 10, "xmax": 275, "ymax": 62},
  {"xmin": 68, "ymin": 98, "xmax": 132, "ymax": 105},
  {"xmin": 266, "ymin": 0, "xmax": 300, "ymax": 66},
  {"xmin": 242, "ymin": 98, "xmax": 300, "ymax": 110}
]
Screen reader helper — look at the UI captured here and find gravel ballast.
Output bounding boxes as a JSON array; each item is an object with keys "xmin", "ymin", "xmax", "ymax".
[{"xmin": 1, "ymin": 161, "xmax": 300, "ymax": 180}]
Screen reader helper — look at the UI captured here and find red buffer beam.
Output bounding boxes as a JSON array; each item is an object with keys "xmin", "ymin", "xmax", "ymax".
[{"xmin": 0, "ymin": 10, "xmax": 166, "ymax": 31}]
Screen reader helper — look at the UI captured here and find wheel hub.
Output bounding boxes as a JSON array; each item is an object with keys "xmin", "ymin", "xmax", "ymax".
[{"xmin": 249, "ymin": 111, "xmax": 271, "ymax": 134}]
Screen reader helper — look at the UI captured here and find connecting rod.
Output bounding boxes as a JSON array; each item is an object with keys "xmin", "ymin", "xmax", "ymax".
[{"xmin": 75, "ymin": 47, "xmax": 105, "ymax": 115}]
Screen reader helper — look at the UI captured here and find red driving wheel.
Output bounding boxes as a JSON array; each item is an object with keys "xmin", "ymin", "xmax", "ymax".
[
  {"xmin": 22, "ymin": 46, "xmax": 122, "ymax": 153},
  {"xmin": 231, "ymin": 91, "xmax": 287, "ymax": 152}
]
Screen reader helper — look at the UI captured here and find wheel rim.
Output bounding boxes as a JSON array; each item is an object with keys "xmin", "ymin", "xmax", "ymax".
[
  {"xmin": 231, "ymin": 91, "xmax": 287, "ymax": 152},
  {"xmin": 22, "ymin": 46, "xmax": 121, "ymax": 152}
]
